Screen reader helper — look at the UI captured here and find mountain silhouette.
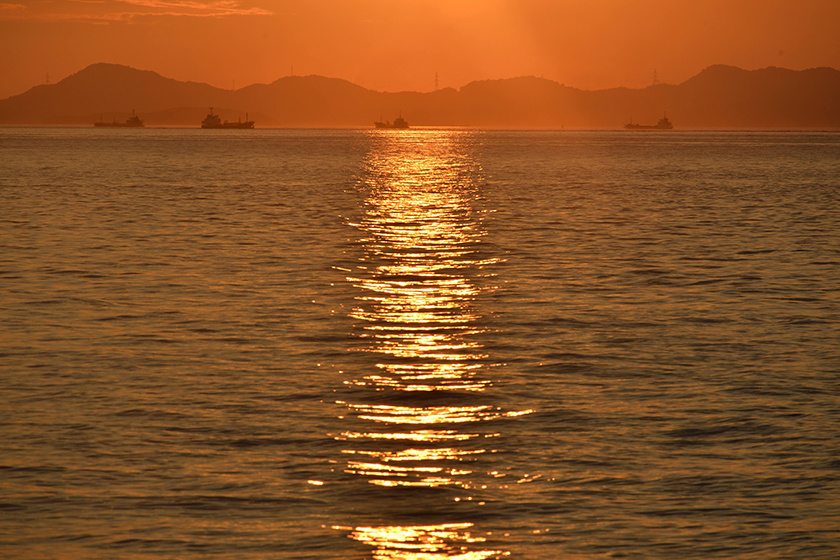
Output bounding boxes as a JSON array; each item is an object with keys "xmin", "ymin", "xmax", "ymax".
[{"xmin": 1, "ymin": 62, "xmax": 838, "ymax": 128}]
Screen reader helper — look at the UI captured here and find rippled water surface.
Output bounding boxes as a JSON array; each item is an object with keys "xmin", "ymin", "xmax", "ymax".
[{"xmin": 1, "ymin": 128, "xmax": 839, "ymax": 559}]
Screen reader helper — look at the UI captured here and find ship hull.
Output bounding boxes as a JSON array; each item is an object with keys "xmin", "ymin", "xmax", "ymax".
[
  {"xmin": 623, "ymin": 124, "xmax": 672, "ymax": 130},
  {"xmin": 201, "ymin": 122, "xmax": 255, "ymax": 129},
  {"xmin": 94, "ymin": 122, "xmax": 144, "ymax": 128}
]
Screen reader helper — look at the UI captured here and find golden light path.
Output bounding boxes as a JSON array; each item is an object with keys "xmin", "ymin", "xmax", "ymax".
[
  {"xmin": 338, "ymin": 523, "xmax": 501, "ymax": 560},
  {"xmin": 334, "ymin": 129, "xmax": 528, "ymax": 558}
]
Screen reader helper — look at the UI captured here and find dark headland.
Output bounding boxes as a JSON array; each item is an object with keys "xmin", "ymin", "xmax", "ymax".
[{"xmin": 1, "ymin": 63, "xmax": 839, "ymax": 129}]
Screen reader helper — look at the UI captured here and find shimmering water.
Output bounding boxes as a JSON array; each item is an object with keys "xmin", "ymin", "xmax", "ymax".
[{"xmin": 1, "ymin": 128, "xmax": 839, "ymax": 559}]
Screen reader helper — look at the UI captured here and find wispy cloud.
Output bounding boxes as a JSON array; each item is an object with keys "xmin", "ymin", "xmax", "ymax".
[
  {"xmin": 0, "ymin": 0, "xmax": 273, "ymax": 22},
  {"xmin": 120, "ymin": 0, "xmax": 272, "ymax": 17}
]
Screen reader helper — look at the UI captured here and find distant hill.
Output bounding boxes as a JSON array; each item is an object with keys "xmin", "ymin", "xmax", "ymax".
[{"xmin": 1, "ymin": 62, "xmax": 838, "ymax": 128}]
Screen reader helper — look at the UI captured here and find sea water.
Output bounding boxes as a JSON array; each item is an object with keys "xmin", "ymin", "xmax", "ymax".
[{"xmin": 1, "ymin": 128, "xmax": 839, "ymax": 559}]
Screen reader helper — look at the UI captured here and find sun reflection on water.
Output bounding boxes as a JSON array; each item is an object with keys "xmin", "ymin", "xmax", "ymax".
[
  {"xmin": 334, "ymin": 130, "xmax": 523, "ymax": 558},
  {"xmin": 339, "ymin": 523, "xmax": 505, "ymax": 560}
]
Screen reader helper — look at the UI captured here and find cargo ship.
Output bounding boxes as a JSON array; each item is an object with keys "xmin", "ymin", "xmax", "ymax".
[
  {"xmin": 374, "ymin": 115, "xmax": 409, "ymax": 129},
  {"xmin": 201, "ymin": 107, "xmax": 255, "ymax": 129},
  {"xmin": 94, "ymin": 110, "xmax": 144, "ymax": 128},
  {"xmin": 624, "ymin": 114, "xmax": 673, "ymax": 130}
]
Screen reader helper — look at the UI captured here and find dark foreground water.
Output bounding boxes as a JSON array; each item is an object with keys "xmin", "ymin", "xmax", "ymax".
[{"xmin": 1, "ymin": 128, "xmax": 839, "ymax": 559}]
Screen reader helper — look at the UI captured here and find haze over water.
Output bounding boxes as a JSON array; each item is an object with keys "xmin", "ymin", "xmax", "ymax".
[{"xmin": 1, "ymin": 128, "xmax": 839, "ymax": 559}]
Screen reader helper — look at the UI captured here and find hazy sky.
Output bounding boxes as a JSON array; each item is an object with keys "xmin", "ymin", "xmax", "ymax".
[{"xmin": 1, "ymin": 0, "xmax": 839, "ymax": 99}]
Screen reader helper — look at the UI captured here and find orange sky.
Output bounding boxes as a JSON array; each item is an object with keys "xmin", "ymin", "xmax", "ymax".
[{"xmin": 1, "ymin": 0, "xmax": 839, "ymax": 99}]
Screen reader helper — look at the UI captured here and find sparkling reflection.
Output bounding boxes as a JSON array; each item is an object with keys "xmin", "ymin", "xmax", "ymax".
[
  {"xmin": 339, "ymin": 523, "xmax": 504, "ymax": 560},
  {"xmin": 335, "ymin": 130, "xmax": 521, "ymax": 558}
]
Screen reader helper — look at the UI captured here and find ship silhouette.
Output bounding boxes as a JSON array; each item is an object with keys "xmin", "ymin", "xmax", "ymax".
[
  {"xmin": 94, "ymin": 110, "xmax": 144, "ymax": 128},
  {"xmin": 624, "ymin": 113, "xmax": 673, "ymax": 130},
  {"xmin": 201, "ymin": 107, "xmax": 254, "ymax": 129},
  {"xmin": 374, "ymin": 114, "xmax": 409, "ymax": 129}
]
